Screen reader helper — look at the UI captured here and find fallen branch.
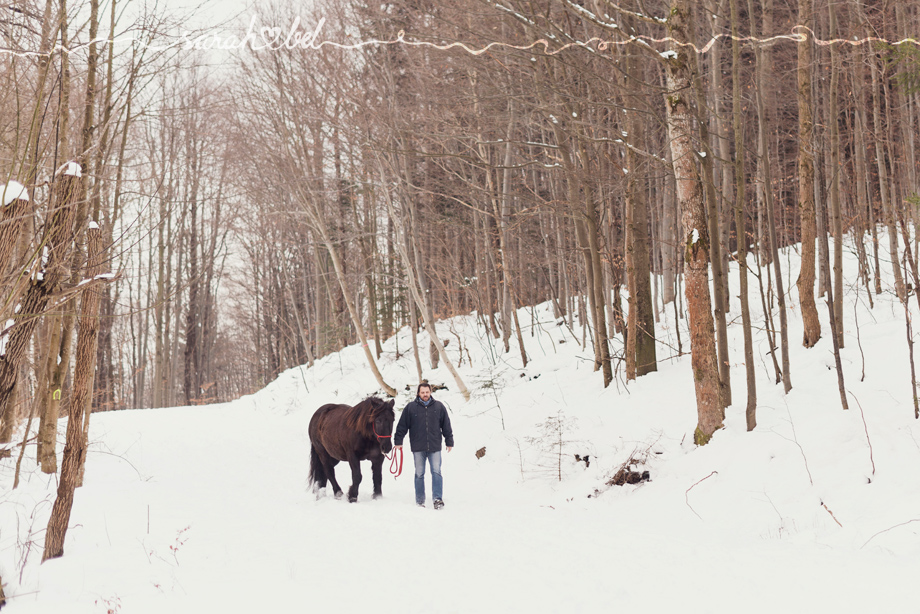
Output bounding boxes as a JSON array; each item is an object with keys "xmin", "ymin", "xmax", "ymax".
[
  {"xmin": 861, "ymin": 518, "xmax": 920, "ymax": 549},
  {"xmin": 847, "ymin": 390, "xmax": 876, "ymax": 477},
  {"xmin": 821, "ymin": 501, "xmax": 843, "ymax": 527},
  {"xmin": 781, "ymin": 399, "xmax": 814, "ymax": 486},
  {"xmin": 685, "ymin": 471, "xmax": 718, "ymax": 520}
]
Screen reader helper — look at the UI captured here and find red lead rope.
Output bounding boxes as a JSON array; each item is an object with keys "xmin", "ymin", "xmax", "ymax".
[
  {"xmin": 375, "ymin": 426, "xmax": 403, "ymax": 478},
  {"xmin": 388, "ymin": 446, "xmax": 403, "ymax": 478}
]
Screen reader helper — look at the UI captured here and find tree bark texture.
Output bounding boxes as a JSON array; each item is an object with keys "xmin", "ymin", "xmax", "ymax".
[
  {"xmin": 0, "ymin": 169, "xmax": 80, "ymax": 449},
  {"xmin": 827, "ymin": 0, "xmax": 844, "ymax": 349},
  {"xmin": 796, "ymin": 0, "xmax": 821, "ymax": 348},
  {"xmin": 43, "ymin": 224, "xmax": 106, "ymax": 561},
  {"xmin": 625, "ymin": 95, "xmax": 657, "ymax": 377},
  {"xmin": 664, "ymin": 0, "xmax": 724, "ymax": 445},
  {"xmin": 731, "ymin": 0, "xmax": 756, "ymax": 429},
  {"xmin": 750, "ymin": 0, "xmax": 791, "ymax": 392},
  {"xmin": 0, "ymin": 195, "xmax": 31, "ymax": 283}
]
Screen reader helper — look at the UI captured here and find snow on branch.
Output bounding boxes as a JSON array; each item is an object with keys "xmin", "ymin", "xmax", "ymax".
[
  {"xmin": 2, "ymin": 180, "xmax": 28, "ymax": 206},
  {"xmin": 55, "ymin": 161, "xmax": 82, "ymax": 177}
]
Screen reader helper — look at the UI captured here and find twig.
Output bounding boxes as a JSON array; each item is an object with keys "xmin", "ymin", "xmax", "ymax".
[
  {"xmin": 510, "ymin": 436, "xmax": 525, "ymax": 481},
  {"xmin": 861, "ymin": 518, "xmax": 920, "ymax": 549},
  {"xmin": 89, "ymin": 448, "xmax": 145, "ymax": 480},
  {"xmin": 13, "ymin": 408, "xmax": 38, "ymax": 489},
  {"xmin": 899, "ymin": 285, "xmax": 920, "ymax": 419},
  {"xmin": 853, "ymin": 281, "xmax": 866, "ymax": 382},
  {"xmin": 847, "ymin": 390, "xmax": 876, "ymax": 476},
  {"xmin": 685, "ymin": 471, "xmax": 718, "ymax": 520},
  {"xmin": 782, "ymin": 400, "xmax": 814, "ymax": 486},
  {"xmin": 485, "ymin": 369, "xmax": 506, "ymax": 431},
  {"xmin": 821, "ymin": 501, "xmax": 843, "ymax": 527}
]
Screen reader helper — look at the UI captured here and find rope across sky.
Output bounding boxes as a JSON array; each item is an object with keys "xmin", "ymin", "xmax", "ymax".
[{"xmin": 1, "ymin": 20, "xmax": 918, "ymax": 59}]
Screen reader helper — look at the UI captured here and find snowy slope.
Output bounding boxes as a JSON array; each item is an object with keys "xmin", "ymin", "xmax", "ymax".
[{"xmin": 3, "ymin": 236, "xmax": 920, "ymax": 613}]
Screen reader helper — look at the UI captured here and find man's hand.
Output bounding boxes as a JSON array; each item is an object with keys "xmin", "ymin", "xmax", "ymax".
[
  {"xmin": 395, "ymin": 445, "xmax": 403, "ymax": 449},
  {"xmin": 447, "ymin": 447, "xmax": 453, "ymax": 452}
]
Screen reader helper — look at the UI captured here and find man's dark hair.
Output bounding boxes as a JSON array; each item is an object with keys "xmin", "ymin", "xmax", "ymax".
[{"xmin": 417, "ymin": 382, "xmax": 432, "ymax": 396}]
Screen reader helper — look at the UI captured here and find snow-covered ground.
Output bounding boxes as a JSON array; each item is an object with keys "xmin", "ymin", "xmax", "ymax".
[{"xmin": 3, "ymin": 236, "xmax": 920, "ymax": 613}]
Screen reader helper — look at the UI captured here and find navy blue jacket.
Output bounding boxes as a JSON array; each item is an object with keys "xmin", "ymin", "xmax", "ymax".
[{"xmin": 394, "ymin": 398, "xmax": 454, "ymax": 452}]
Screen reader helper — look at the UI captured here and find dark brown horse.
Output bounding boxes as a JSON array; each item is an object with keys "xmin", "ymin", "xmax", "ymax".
[{"xmin": 308, "ymin": 396, "xmax": 395, "ymax": 502}]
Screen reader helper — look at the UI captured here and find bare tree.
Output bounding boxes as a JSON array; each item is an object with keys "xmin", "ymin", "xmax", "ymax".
[
  {"xmin": 796, "ymin": 0, "xmax": 821, "ymax": 348},
  {"xmin": 43, "ymin": 223, "xmax": 108, "ymax": 561},
  {"xmin": 662, "ymin": 0, "xmax": 724, "ymax": 444}
]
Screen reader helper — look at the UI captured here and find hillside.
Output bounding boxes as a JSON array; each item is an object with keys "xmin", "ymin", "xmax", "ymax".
[{"xmin": 2, "ymin": 239, "xmax": 920, "ymax": 613}]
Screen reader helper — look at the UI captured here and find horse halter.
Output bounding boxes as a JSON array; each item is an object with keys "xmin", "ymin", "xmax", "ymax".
[{"xmin": 373, "ymin": 422, "xmax": 391, "ymax": 441}]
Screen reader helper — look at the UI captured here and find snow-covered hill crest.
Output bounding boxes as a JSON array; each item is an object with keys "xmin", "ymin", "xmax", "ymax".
[{"xmin": 3, "ymin": 238, "xmax": 920, "ymax": 613}]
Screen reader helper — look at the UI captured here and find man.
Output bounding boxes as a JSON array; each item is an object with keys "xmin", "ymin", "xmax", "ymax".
[{"xmin": 394, "ymin": 383, "xmax": 454, "ymax": 509}]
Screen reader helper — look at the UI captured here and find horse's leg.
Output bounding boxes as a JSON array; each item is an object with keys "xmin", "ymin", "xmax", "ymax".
[
  {"xmin": 347, "ymin": 456, "xmax": 362, "ymax": 503},
  {"xmin": 371, "ymin": 456, "xmax": 384, "ymax": 499},
  {"xmin": 323, "ymin": 458, "xmax": 344, "ymax": 498},
  {"xmin": 309, "ymin": 445, "xmax": 328, "ymax": 495}
]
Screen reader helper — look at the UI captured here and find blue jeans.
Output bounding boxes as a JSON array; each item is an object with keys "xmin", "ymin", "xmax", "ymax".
[{"xmin": 413, "ymin": 451, "xmax": 442, "ymax": 504}]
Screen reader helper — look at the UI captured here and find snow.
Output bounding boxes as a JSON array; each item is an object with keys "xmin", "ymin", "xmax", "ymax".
[
  {"xmin": 692, "ymin": 228, "xmax": 700, "ymax": 243},
  {"xmin": 56, "ymin": 161, "xmax": 82, "ymax": 177},
  {"xmin": 3, "ymin": 233, "xmax": 920, "ymax": 612},
  {"xmin": 88, "ymin": 221, "xmax": 100, "ymax": 230},
  {"xmin": 660, "ymin": 49, "xmax": 678, "ymax": 59},
  {"xmin": 2, "ymin": 181, "xmax": 28, "ymax": 206},
  {"xmin": 0, "ymin": 318, "xmax": 14, "ymax": 356},
  {"xmin": 76, "ymin": 272, "xmax": 116, "ymax": 288}
]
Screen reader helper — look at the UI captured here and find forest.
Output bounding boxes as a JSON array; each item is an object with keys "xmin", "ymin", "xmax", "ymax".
[{"xmin": 2, "ymin": 0, "xmax": 920, "ymax": 596}]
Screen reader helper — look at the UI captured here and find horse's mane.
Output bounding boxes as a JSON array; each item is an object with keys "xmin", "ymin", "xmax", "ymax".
[{"xmin": 343, "ymin": 396, "xmax": 388, "ymax": 436}]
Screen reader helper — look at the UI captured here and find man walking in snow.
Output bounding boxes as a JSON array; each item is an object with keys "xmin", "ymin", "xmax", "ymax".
[{"xmin": 394, "ymin": 383, "xmax": 454, "ymax": 509}]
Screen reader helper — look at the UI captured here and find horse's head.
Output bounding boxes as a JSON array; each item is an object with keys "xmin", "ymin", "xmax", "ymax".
[{"xmin": 371, "ymin": 398, "xmax": 396, "ymax": 455}]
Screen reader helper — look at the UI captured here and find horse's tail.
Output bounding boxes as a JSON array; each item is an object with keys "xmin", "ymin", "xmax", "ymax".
[{"xmin": 309, "ymin": 443, "xmax": 326, "ymax": 487}]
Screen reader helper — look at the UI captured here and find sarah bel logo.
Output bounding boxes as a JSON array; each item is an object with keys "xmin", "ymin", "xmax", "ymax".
[{"xmin": 179, "ymin": 15, "xmax": 327, "ymax": 51}]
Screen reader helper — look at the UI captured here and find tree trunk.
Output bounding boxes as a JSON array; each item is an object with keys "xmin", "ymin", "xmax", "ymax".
[
  {"xmin": 37, "ymin": 314, "xmax": 71, "ymax": 472},
  {"xmin": 731, "ymin": 0, "xmax": 756, "ymax": 429},
  {"xmin": 851, "ymin": 56, "xmax": 874, "ymax": 304},
  {"xmin": 584, "ymin": 195, "xmax": 613, "ymax": 386},
  {"xmin": 184, "ymin": 147, "xmax": 201, "ymax": 405},
  {"xmin": 751, "ymin": 15, "xmax": 792, "ymax": 391},
  {"xmin": 624, "ymin": 79, "xmax": 657, "ymax": 377},
  {"xmin": 43, "ymin": 224, "xmax": 106, "ymax": 561},
  {"xmin": 664, "ymin": 0, "xmax": 724, "ymax": 444},
  {"xmin": 828, "ymin": 0, "xmax": 844, "ymax": 348},
  {"xmin": 0, "ymin": 194, "xmax": 30, "ymax": 282},
  {"xmin": 692, "ymin": 61, "xmax": 731, "ymax": 405},
  {"xmin": 708, "ymin": 0, "xmax": 732, "ymax": 306},
  {"xmin": 868, "ymin": 52, "xmax": 905, "ymax": 301},
  {"xmin": 816, "ymin": 172, "xmax": 849, "ymax": 410},
  {"xmin": 796, "ymin": 0, "xmax": 821, "ymax": 348},
  {"xmin": 319, "ymin": 225, "xmax": 397, "ymax": 397},
  {"xmin": 0, "ymin": 168, "xmax": 80, "ymax": 450},
  {"xmin": 408, "ymin": 291, "xmax": 423, "ymax": 381}
]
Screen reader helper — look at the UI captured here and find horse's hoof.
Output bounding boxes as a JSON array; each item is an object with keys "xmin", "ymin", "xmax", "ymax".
[
  {"xmin": 372, "ymin": 493, "xmax": 382, "ymax": 500},
  {"xmin": 348, "ymin": 496, "xmax": 358, "ymax": 503}
]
